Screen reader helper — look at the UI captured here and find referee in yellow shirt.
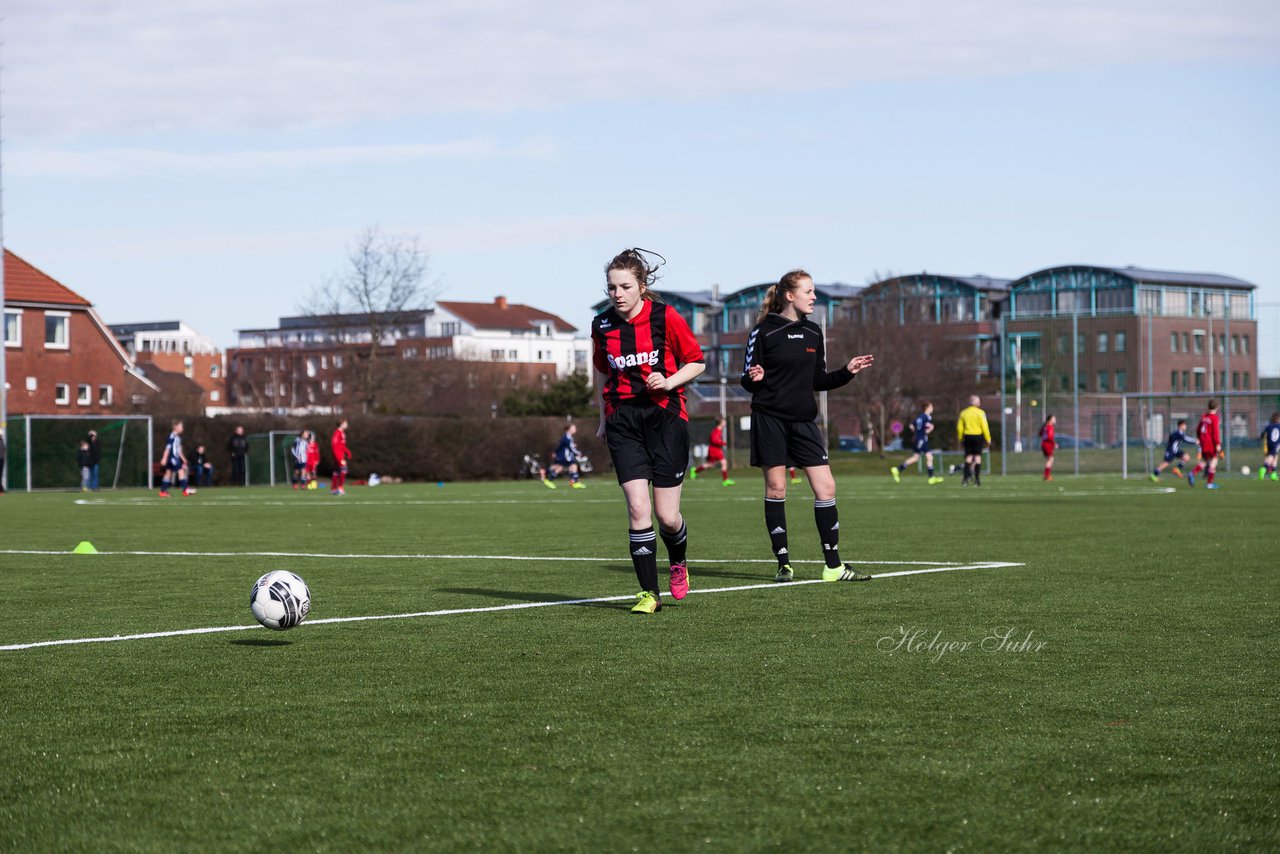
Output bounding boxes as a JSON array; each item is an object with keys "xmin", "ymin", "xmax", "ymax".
[{"xmin": 957, "ymin": 395, "xmax": 991, "ymax": 487}]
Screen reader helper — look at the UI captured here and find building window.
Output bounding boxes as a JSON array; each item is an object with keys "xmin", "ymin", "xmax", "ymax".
[
  {"xmin": 1217, "ymin": 334, "xmax": 1226, "ymax": 355},
  {"xmin": 55, "ymin": 383, "xmax": 70, "ymax": 405},
  {"xmin": 1232, "ymin": 372, "xmax": 1240, "ymax": 390},
  {"xmin": 1170, "ymin": 332, "xmax": 1178, "ymax": 353},
  {"xmin": 45, "ymin": 312, "xmax": 70, "ymax": 349},
  {"xmin": 491, "ymin": 349, "xmax": 505, "ymax": 361},
  {"xmin": 183, "ymin": 356, "xmax": 194, "ymax": 378},
  {"xmin": 98, "ymin": 385, "xmax": 112, "ymax": 405},
  {"xmin": 1077, "ymin": 334, "xmax": 1086, "ymax": 354},
  {"xmin": 1057, "ymin": 335, "xmax": 1069, "ymax": 355},
  {"xmin": 333, "ymin": 381, "xmax": 344, "ymax": 395},
  {"xmin": 1194, "ymin": 370, "xmax": 1205, "ymax": 392},
  {"xmin": 1181, "ymin": 332, "xmax": 1189, "ymax": 353},
  {"xmin": 1231, "ymin": 335, "xmax": 1239, "ymax": 354},
  {"xmin": 306, "ymin": 357, "xmax": 318, "ymax": 377},
  {"xmin": 1171, "ymin": 371, "xmax": 1178, "ymax": 392},
  {"xmin": 1097, "ymin": 333, "xmax": 1108, "ymax": 353},
  {"xmin": 1242, "ymin": 335, "xmax": 1250, "ymax": 355},
  {"xmin": 441, "ymin": 321, "xmax": 461, "ymax": 336},
  {"xmin": 210, "ymin": 363, "xmax": 220, "ymax": 378},
  {"xmin": 210, "ymin": 390, "xmax": 220, "ymax": 402},
  {"xmin": 1243, "ymin": 372, "xmax": 1251, "ymax": 389},
  {"xmin": 1114, "ymin": 332, "xmax": 1126, "ymax": 353},
  {"xmin": 1192, "ymin": 332, "xmax": 1204, "ymax": 355},
  {"xmin": 333, "ymin": 354, "xmax": 344, "ymax": 368},
  {"xmin": 1097, "ymin": 371, "xmax": 1110, "ymax": 392},
  {"xmin": 320, "ymin": 355, "xmax": 328, "ymax": 369},
  {"xmin": 3, "ymin": 309, "xmax": 21, "ymax": 347},
  {"xmin": 77, "ymin": 384, "xmax": 91, "ymax": 405},
  {"xmin": 1218, "ymin": 371, "xmax": 1226, "ymax": 392},
  {"xmin": 1060, "ymin": 375, "xmax": 1070, "ymax": 392},
  {"xmin": 1115, "ymin": 370, "xmax": 1127, "ymax": 392}
]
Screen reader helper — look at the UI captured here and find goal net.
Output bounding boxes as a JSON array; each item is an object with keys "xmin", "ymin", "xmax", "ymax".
[
  {"xmin": 6, "ymin": 414, "xmax": 153, "ymax": 491},
  {"xmin": 1120, "ymin": 391, "xmax": 1280, "ymax": 479}
]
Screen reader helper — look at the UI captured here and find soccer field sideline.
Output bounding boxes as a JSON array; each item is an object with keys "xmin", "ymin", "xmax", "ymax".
[{"xmin": 0, "ymin": 554, "xmax": 1025, "ymax": 651}]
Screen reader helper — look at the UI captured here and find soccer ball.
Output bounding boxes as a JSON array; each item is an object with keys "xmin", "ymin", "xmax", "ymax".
[
  {"xmin": 250, "ymin": 570, "xmax": 312, "ymax": 630},
  {"xmin": 1241, "ymin": 466, "xmax": 1251, "ymax": 476}
]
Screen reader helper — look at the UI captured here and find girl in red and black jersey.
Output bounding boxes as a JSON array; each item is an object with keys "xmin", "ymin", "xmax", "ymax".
[
  {"xmin": 1039, "ymin": 415, "xmax": 1057, "ymax": 481},
  {"xmin": 592, "ymin": 249, "xmax": 705, "ymax": 614},
  {"xmin": 741, "ymin": 270, "xmax": 875, "ymax": 584}
]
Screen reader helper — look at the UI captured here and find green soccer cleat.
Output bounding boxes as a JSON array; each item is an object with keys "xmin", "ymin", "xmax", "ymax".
[
  {"xmin": 927, "ymin": 477, "xmax": 944, "ymax": 485},
  {"xmin": 542, "ymin": 479, "xmax": 557, "ymax": 489},
  {"xmin": 1272, "ymin": 471, "xmax": 1279, "ymax": 481},
  {"xmin": 722, "ymin": 479, "xmax": 736, "ymax": 487},
  {"xmin": 773, "ymin": 564, "xmax": 794, "ymax": 583},
  {"xmin": 890, "ymin": 466, "xmax": 900, "ymax": 483},
  {"xmin": 822, "ymin": 563, "xmax": 873, "ymax": 582},
  {"xmin": 688, "ymin": 467, "xmax": 698, "ymax": 480},
  {"xmin": 1150, "ymin": 474, "xmax": 1159, "ymax": 482},
  {"xmin": 631, "ymin": 591, "xmax": 661, "ymax": 614}
]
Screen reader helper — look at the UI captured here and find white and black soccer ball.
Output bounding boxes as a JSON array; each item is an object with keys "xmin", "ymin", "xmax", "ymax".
[
  {"xmin": 250, "ymin": 570, "xmax": 312, "ymax": 630},
  {"xmin": 1241, "ymin": 465, "xmax": 1251, "ymax": 476}
]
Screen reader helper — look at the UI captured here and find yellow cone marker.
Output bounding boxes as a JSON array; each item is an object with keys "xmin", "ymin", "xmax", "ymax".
[{"xmin": 72, "ymin": 541, "xmax": 98, "ymax": 555}]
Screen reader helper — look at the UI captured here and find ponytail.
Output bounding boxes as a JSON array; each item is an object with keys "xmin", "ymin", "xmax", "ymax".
[{"xmin": 756, "ymin": 269, "xmax": 811, "ymax": 323}]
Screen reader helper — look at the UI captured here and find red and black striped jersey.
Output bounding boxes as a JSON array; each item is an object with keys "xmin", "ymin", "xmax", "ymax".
[{"xmin": 592, "ymin": 300, "xmax": 704, "ymax": 421}]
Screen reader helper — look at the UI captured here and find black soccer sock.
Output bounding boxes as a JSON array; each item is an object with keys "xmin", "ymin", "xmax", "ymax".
[
  {"xmin": 927, "ymin": 465, "xmax": 935, "ymax": 477},
  {"xmin": 973, "ymin": 462, "xmax": 981, "ymax": 485},
  {"xmin": 815, "ymin": 499, "xmax": 841, "ymax": 568},
  {"xmin": 629, "ymin": 528, "xmax": 659, "ymax": 594},
  {"xmin": 160, "ymin": 477, "xmax": 170, "ymax": 491},
  {"xmin": 962, "ymin": 463, "xmax": 972, "ymax": 483},
  {"xmin": 659, "ymin": 520, "xmax": 688, "ymax": 566},
  {"xmin": 765, "ymin": 498, "xmax": 789, "ymax": 568}
]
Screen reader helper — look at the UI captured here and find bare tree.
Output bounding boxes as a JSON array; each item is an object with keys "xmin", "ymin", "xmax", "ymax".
[{"xmin": 304, "ymin": 227, "xmax": 438, "ymax": 413}]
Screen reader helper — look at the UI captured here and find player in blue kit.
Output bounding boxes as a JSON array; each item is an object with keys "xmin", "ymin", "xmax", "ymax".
[
  {"xmin": 890, "ymin": 402, "xmax": 942, "ymax": 484},
  {"xmin": 158, "ymin": 419, "xmax": 193, "ymax": 498},
  {"xmin": 548, "ymin": 423, "xmax": 586, "ymax": 489},
  {"xmin": 1259, "ymin": 412, "xmax": 1280, "ymax": 482},
  {"xmin": 1151, "ymin": 419, "xmax": 1196, "ymax": 482}
]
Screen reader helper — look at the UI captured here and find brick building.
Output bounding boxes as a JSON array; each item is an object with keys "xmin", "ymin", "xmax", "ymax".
[
  {"xmin": 110, "ymin": 321, "xmax": 227, "ymax": 413},
  {"xmin": 3, "ymin": 249, "xmax": 157, "ymax": 416}
]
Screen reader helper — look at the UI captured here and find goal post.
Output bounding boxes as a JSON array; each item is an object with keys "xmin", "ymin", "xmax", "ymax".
[{"xmin": 10, "ymin": 414, "xmax": 153, "ymax": 491}]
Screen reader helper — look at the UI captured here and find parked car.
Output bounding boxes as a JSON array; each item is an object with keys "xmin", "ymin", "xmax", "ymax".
[
  {"xmin": 838, "ymin": 436, "xmax": 867, "ymax": 452},
  {"xmin": 1055, "ymin": 435, "xmax": 1097, "ymax": 449}
]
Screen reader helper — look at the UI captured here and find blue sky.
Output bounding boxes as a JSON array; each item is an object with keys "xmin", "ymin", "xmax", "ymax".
[{"xmin": 4, "ymin": 1, "xmax": 1278, "ymax": 365}]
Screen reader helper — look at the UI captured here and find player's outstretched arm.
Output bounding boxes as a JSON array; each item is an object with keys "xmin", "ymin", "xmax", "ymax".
[{"xmin": 845, "ymin": 354, "xmax": 875, "ymax": 375}]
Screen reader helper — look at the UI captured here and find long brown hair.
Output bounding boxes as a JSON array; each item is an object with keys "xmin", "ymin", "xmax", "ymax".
[
  {"xmin": 605, "ymin": 248, "xmax": 666, "ymax": 303},
  {"xmin": 756, "ymin": 269, "xmax": 811, "ymax": 323}
]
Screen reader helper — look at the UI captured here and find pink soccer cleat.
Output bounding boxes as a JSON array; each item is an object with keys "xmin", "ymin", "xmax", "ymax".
[{"xmin": 669, "ymin": 562, "xmax": 689, "ymax": 600}]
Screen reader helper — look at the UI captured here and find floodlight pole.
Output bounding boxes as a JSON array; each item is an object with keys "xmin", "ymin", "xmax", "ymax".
[{"xmin": 0, "ymin": 36, "xmax": 8, "ymax": 492}]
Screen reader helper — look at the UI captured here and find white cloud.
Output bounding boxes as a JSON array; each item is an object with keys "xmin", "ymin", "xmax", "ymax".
[{"xmin": 5, "ymin": 0, "xmax": 1276, "ymax": 138}]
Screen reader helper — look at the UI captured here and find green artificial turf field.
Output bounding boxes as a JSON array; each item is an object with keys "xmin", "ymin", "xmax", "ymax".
[{"xmin": 1, "ymin": 471, "xmax": 1277, "ymax": 851}]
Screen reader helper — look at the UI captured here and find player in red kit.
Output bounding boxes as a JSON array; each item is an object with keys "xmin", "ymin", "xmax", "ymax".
[
  {"xmin": 1189, "ymin": 400, "xmax": 1222, "ymax": 489},
  {"xmin": 1039, "ymin": 414, "xmax": 1058, "ymax": 481},
  {"xmin": 593, "ymin": 249, "xmax": 705, "ymax": 614},
  {"xmin": 691, "ymin": 416, "xmax": 734, "ymax": 485},
  {"xmin": 330, "ymin": 419, "xmax": 352, "ymax": 496}
]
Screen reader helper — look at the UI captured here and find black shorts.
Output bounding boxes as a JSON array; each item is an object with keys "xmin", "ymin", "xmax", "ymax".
[
  {"xmin": 913, "ymin": 438, "xmax": 930, "ymax": 454},
  {"xmin": 962, "ymin": 435, "xmax": 986, "ymax": 456},
  {"xmin": 749, "ymin": 411, "xmax": 829, "ymax": 469},
  {"xmin": 605, "ymin": 404, "xmax": 689, "ymax": 489}
]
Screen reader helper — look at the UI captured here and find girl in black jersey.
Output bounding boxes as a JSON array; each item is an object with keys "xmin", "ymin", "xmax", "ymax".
[
  {"xmin": 592, "ymin": 249, "xmax": 705, "ymax": 614},
  {"xmin": 741, "ymin": 270, "xmax": 875, "ymax": 583}
]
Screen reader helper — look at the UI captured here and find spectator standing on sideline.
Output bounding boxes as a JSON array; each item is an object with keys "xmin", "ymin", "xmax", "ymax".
[
  {"xmin": 227, "ymin": 425, "xmax": 249, "ymax": 486},
  {"xmin": 741, "ymin": 268, "xmax": 875, "ymax": 584},
  {"xmin": 593, "ymin": 248, "xmax": 705, "ymax": 614},
  {"xmin": 77, "ymin": 440, "xmax": 93, "ymax": 491},
  {"xmin": 86, "ymin": 430, "xmax": 102, "ymax": 491},
  {"xmin": 192, "ymin": 444, "xmax": 215, "ymax": 487},
  {"xmin": 330, "ymin": 420, "xmax": 352, "ymax": 495},
  {"xmin": 957, "ymin": 395, "xmax": 991, "ymax": 487}
]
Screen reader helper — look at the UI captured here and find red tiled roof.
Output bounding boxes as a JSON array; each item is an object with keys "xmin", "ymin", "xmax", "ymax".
[
  {"xmin": 4, "ymin": 249, "xmax": 93, "ymax": 307},
  {"xmin": 437, "ymin": 297, "xmax": 576, "ymax": 333}
]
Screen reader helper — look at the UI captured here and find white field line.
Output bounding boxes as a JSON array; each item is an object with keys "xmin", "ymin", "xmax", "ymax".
[
  {"xmin": 0, "ymin": 560, "xmax": 1024, "ymax": 652},
  {"xmin": 0, "ymin": 548, "xmax": 969, "ymax": 564}
]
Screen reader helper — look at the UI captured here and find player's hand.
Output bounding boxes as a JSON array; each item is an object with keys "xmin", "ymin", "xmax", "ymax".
[
  {"xmin": 646, "ymin": 372, "xmax": 669, "ymax": 391},
  {"xmin": 1218, "ymin": 450, "xmax": 1225, "ymax": 459},
  {"xmin": 846, "ymin": 354, "xmax": 875, "ymax": 374},
  {"xmin": 746, "ymin": 365, "xmax": 764, "ymax": 382}
]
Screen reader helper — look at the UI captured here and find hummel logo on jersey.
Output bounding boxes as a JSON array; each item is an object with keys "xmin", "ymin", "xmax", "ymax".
[
  {"xmin": 608, "ymin": 350, "xmax": 660, "ymax": 370},
  {"xmin": 599, "ymin": 318, "xmax": 611, "ymax": 328},
  {"xmin": 631, "ymin": 546, "xmax": 654, "ymax": 556},
  {"xmin": 787, "ymin": 333, "xmax": 805, "ymax": 340},
  {"xmin": 770, "ymin": 526, "xmax": 786, "ymax": 534}
]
